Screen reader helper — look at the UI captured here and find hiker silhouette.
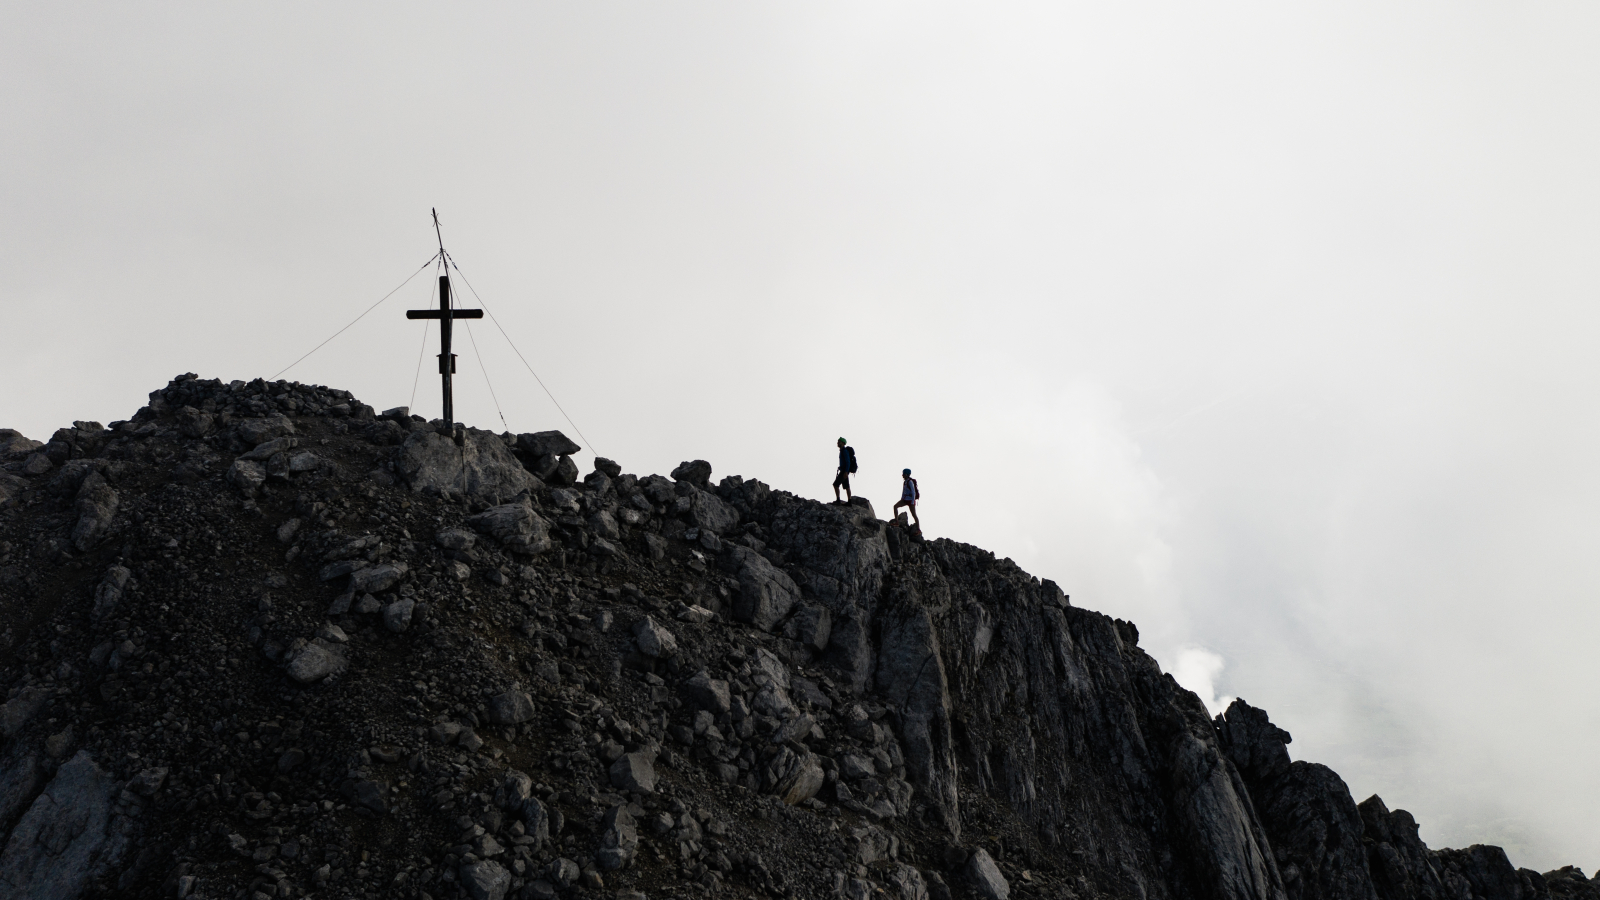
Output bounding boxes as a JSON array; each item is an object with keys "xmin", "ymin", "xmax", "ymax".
[{"xmin": 833, "ymin": 437, "xmax": 857, "ymax": 503}]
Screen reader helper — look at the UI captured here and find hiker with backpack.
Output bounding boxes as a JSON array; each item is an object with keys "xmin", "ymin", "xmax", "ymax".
[
  {"xmin": 833, "ymin": 437, "xmax": 857, "ymax": 503},
  {"xmin": 894, "ymin": 468, "xmax": 920, "ymax": 527}
]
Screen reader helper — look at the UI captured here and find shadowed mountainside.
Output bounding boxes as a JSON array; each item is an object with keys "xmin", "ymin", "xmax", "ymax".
[{"xmin": 0, "ymin": 373, "xmax": 1591, "ymax": 900}]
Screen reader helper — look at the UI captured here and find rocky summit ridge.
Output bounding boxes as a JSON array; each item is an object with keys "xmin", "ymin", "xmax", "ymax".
[{"xmin": 0, "ymin": 373, "xmax": 1591, "ymax": 900}]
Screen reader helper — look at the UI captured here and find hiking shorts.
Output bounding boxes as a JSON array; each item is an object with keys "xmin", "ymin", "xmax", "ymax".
[{"xmin": 834, "ymin": 471, "xmax": 850, "ymax": 490}]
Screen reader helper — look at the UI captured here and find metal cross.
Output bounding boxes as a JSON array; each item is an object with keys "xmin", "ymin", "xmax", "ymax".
[{"xmin": 406, "ymin": 209, "xmax": 482, "ymax": 433}]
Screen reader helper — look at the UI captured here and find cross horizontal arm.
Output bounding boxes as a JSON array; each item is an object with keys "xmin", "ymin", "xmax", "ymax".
[{"xmin": 406, "ymin": 309, "xmax": 484, "ymax": 320}]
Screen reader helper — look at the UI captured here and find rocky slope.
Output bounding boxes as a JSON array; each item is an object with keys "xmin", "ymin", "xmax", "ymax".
[{"xmin": 0, "ymin": 373, "xmax": 1591, "ymax": 900}]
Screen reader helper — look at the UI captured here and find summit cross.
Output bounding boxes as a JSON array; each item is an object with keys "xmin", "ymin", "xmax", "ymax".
[{"xmin": 406, "ymin": 208, "xmax": 482, "ymax": 434}]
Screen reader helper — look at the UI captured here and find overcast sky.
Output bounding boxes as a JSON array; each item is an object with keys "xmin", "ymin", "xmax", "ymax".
[{"xmin": 5, "ymin": 2, "xmax": 1599, "ymax": 871}]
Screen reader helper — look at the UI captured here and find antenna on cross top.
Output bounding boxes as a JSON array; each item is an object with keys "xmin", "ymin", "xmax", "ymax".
[{"xmin": 406, "ymin": 208, "xmax": 483, "ymax": 442}]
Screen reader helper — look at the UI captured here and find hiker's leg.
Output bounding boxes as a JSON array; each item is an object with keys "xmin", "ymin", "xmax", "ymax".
[{"xmin": 909, "ymin": 504, "xmax": 919, "ymax": 526}]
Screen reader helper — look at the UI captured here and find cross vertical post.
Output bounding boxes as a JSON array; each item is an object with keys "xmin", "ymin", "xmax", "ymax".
[
  {"xmin": 406, "ymin": 209, "xmax": 482, "ymax": 436},
  {"xmin": 438, "ymin": 272, "xmax": 455, "ymax": 427}
]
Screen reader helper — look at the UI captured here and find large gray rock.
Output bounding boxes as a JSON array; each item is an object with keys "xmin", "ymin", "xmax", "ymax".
[
  {"xmin": 350, "ymin": 563, "xmax": 406, "ymax": 594},
  {"xmin": 589, "ymin": 509, "xmax": 620, "ymax": 540},
  {"xmin": 595, "ymin": 804, "xmax": 639, "ymax": 871},
  {"xmin": 765, "ymin": 746, "xmax": 825, "ymax": 805},
  {"xmin": 382, "ymin": 596, "xmax": 415, "ymax": 633},
  {"xmin": 237, "ymin": 415, "xmax": 295, "ymax": 446},
  {"xmin": 226, "ymin": 458, "xmax": 266, "ymax": 497},
  {"xmin": 609, "ymin": 752, "xmax": 657, "ymax": 794},
  {"xmin": 726, "ymin": 546, "xmax": 800, "ymax": 632},
  {"xmin": 284, "ymin": 640, "xmax": 346, "ymax": 684},
  {"xmin": 70, "ymin": 472, "xmax": 118, "ymax": 552},
  {"xmin": 90, "ymin": 565, "xmax": 132, "ymax": 623},
  {"xmin": 632, "ymin": 616, "xmax": 678, "ymax": 659},
  {"xmin": 670, "ymin": 459, "xmax": 712, "ymax": 488},
  {"xmin": 435, "ymin": 527, "xmax": 476, "ymax": 551},
  {"xmin": 687, "ymin": 490, "xmax": 739, "ymax": 535},
  {"xmin": 517, "ymin": 430, "xmax": 581, "ymax": 459},
  {"xmin": 466, "ymin": 501, "xmax": 552, "ymax": 556},
  {"xmin": 0, "ymin": 752, "xmax": 130, "ymax": 900},
  {"xmin": 488, "ymin": 690, "xmax": 535, "ymax": 725},
  {"xmin": 0, "ymin": 428, "xmax": 42, "ymax": 459},
  {"xmin": 174, "ymin": 406, "xmax": 214, "ymax": 437},
  {"xmin": 460, "ymin": 859, "xmax": 511, "ymax": 900},
  {"xmin": 967, "ymin": 848, "xmax": 1010, "ymax": 900},
  {"xmin": 679, "ymin": 671, "xmax": 731, "ymax": 716},
  {"xmin": 548, "ymin": 455, "xmax": 579, "ymax": 487},
  {"xmin": 396, "ymin": 429, "xmax": 539, "ymax": 506}
]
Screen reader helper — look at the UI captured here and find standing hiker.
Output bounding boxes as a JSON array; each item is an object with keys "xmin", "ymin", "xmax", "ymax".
[
  {"xmin": 893, "ymin": 468, "xmax": 920, "ymax": 527},
  {"xmin": 833, "ymin": 437, "xmax": 857, "ymax": 503}
]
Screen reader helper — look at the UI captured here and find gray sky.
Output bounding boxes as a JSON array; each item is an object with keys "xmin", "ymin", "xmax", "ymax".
[{"xmin": 5, "ymin": 2, "xmax": 1599, "ymax": 870}]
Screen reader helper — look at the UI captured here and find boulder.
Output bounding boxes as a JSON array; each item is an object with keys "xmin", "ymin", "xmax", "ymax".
[
  {"xmin": 788, "ymin": 604, "xmax": 832, "ymax": 652},
  {"xmin": 382, "ymin": 597, "xmax": 415, "ymax": 633},
  {"xmin": 350, "ymin": 563, "xmax": 406, "ymax": 594},
  {"xmin": 766, "ymin": 746, "xmax": 825, "ymax": 805},
  {"xmin": 0, "ymin": 428, "xmax": 41, "ymax": 459},
  {"xmin": 727, "ymin": 547, "xmax": 800, "ymax": 632},
  {"xmin": 467, "ymin": 501, "xmax": 552, "ymax": 555},
  {"xmin": 174, "ymin": 406, "xmax": 214, "ymax": 437},
  {"xmin": 0, "ymin": 752, "xmax": 130, "ymax": 899},
  {"xmin": 517, "ymin": 431, "xmax": 581, "ymax": 459},
  {"xmin": 595, "ymin": 805, "xmax": 639, "ymax": 871},
  {"xmin": 670, "ymin": 459, "xmax": 713, "ymax": 488},
  {"xmin": 688, "ymin": 490, "xmax": 739, "ymax": 535},
  {"xmin": 90, "ymin": 565, "xmax": 132, "ymax": 623},
  {"xmin": 489, "ymin": 690, "xmax": 536, "ymax": 725},
  {"xmin": 460, "ymin": 859, "xmax": 511, "ymax": 900},
  {"xmin": 70, "ymin": 472, "xmax": 119, "ymax": 552},
  {"xmin": 589, "ymin": 509, "xmax": 620, "ymax": 541},
  {"xmin": 396, "ymin": 429, "xmax": 539, "ymax": 506},
  {"xmin": 226, "ymin": 459, "xmax": 266, "ymax": 497},
  {"xmin": 632, "ymin": 617, "xmax": 678, "ymax": 659},
  {"xmin": 548, "ymin": 455, "xmax": 579, "ymax": 487},
  {"xmin": 609, "ymin": 752, "xmax": 657, "ymax": 793},
  {"xmin": 237, "ymin": 415, "xmax": 295, "ymax": 446},
  {"xmin": 435, "ymin": 527, "xmax": 476, "ymax": 552},
  {"xmin": 284, "ymin": 640, "xmax": 346, "ymax": 684},
  {"xmin": 967, "ymin": 849, "xmax": 1010, "ymax": 900},
  {"xmin": 679, "ymin": 671, "xmax": 731, "ymax": 716},
  {"xmin": 240, "ymin": 437, "xmax": 297, "ymax": 461},
  {"xmin": 593, "ymin": 457, "xmax": 622, "ymax": 478}
]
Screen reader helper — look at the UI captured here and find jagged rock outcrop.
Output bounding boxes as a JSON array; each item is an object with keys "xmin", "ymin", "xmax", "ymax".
[
  {"xmin": 0, "ymin": 373, "xmax": 1590, "ymax": 900},
  {"xmin": 1219, "ymin": 699, "xmax": 1600, "ymax": 900}
]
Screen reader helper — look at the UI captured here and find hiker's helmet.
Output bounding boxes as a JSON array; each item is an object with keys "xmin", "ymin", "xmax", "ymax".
[
  {"xmin": 838, "ymin": 437, "xmax": 846, "ymax": 445},
  {"xmin": 903, "ymin": 468, "xmax": 911, "ymax": 476}
]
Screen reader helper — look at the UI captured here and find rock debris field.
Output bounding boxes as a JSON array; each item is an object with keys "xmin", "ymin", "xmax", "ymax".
[{"xmin": 0, "ymin": 373, "xmax": 1594, "ymax": 900}]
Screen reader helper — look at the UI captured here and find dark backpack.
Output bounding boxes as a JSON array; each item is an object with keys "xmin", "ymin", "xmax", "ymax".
[
  {"xmin": 847, "ymin": 447, "xmax": 858, "ymax": 474},
  {"xmin": 910, "ymin": 477, "xmax": 919, "ymax": 499}
]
